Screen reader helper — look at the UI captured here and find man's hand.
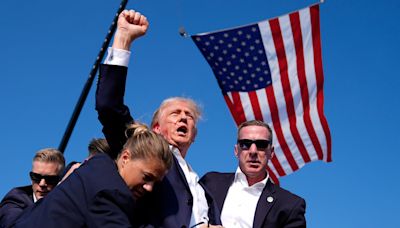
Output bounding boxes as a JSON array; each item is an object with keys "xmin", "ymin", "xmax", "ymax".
[
  {"xmin": 113, "ymin": 9, "xmax": 149, "ymax": 50},
  {"xmin": 60, "ymin": 162, "xmax": 81, "ymax": 183}
]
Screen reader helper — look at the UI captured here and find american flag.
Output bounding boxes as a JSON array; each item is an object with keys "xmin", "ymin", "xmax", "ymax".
[{"xmin": 192, "ymin": 4, "xmax": 331, "ymax": 183}]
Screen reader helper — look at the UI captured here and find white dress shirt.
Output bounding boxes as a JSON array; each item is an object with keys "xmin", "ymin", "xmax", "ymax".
[
  {"xmin": 221, "ymin": 167, "xmax": 268, "ymax": 228},
  {"xmin": 171, "ymin": 147, "xmax": 209, "ymax": 227},
  {"xmin": 104, "ymin": 47, "xmax": 131, "ymax": 66}
]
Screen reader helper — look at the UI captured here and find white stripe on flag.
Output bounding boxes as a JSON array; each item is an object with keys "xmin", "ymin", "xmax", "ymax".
[
  {"xmin": 279, "ymin": 14, "xmax": 308, "ymax": 167},
  {"xmin": 259, "ymin": 20, "xmax": 303, "ymax": 173},
  {"xmin": 300, "ymin": 7, "xmax": 328, "ymax": 161},
  {"xmin": 238, "ymin": 92, "xmax": 256, "ymax": 121}
]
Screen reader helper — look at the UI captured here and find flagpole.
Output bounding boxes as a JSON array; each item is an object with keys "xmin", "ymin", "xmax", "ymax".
[{"xmin": 58, "ymin": 0, "xmax": 129, "ymax": 153}]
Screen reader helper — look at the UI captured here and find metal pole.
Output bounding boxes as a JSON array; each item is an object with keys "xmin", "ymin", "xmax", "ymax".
[{"xmin": 58, "ymin": 0, "xmax": 129, "ymax": 153}]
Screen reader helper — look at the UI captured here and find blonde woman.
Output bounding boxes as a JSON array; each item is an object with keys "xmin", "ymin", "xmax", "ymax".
[{"xmin": 14, "ymin": 123, "xmax": 172, "ymax": 228}]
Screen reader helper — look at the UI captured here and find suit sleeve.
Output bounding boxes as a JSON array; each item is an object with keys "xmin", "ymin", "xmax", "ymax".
[
  {"xmin": 0, "ymin": 190, "xmax": 32, "ymax": 228},
  {"xmin": 88, "ymin": 189, "xmax": 135, "ymax": 228},
  {"xmin": 283, "ymin": 197, "xmax": 306, "ymax": 228},
  {"xmin": 96, "ymin": 64, "xmax": 134, "ymax": 159},
  {"xmin": 0, "ymin": 201, "xmax": 25, "ymax": 228}
]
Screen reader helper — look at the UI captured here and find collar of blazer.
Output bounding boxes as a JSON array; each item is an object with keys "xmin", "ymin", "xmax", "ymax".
[{"xmin": 252, "ymin": 179, "xmax": 276, "ymax": 228}]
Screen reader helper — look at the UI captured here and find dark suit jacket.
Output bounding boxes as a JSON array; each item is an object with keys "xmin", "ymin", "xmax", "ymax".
[
  {"xmin": 96, "ymin": 64, "xmax": 221, "ymax": 228},
  {"xmin": 0, "ymin": 185, "xmax": 33, "ymax": 228},
  {"xmin": 200, "ymin": 172, "xmax": 306, "ymax": 228},
  {"xmin": 13, "ymin": 154, "xmax": 136, "ymax": 228}
]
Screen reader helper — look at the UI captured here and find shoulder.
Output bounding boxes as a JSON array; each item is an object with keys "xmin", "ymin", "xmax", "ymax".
[
  {"xmin": 78, "ymin": 154, "xmax": 117, "ymax": 174},
  {"xmin": 200, "ymin": 172, "xmax": 234, "ymax": 186},
  {"xmin": 72, "ymin": 154, "xmax": 130, "ymax": 196},
  {"xmin": 1, "ymin": 185, "xmax": 33, "ymax": 205},
  {"xmin": 269, "ymin": 182, "xmax": 305, "ymax": 209},
  {"xmin": 0, "ymin": 186, "xmax": 33, "ymax": 227},
  {"xmin": 202, "ymin": 171, "xmax": 234, "ymax": 179}
]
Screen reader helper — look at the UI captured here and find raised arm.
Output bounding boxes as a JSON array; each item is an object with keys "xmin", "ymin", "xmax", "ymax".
[{"xmin": 95, "ymin": 10, "xmax": 149, "ymax": 159}]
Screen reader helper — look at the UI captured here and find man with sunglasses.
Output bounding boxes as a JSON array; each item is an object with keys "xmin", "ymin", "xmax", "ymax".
[
  {"xmin": 200, "ymin": 120, "xmax": 306, "ymax": 228},
  {"xmin": 0, "ymin": 148, "xmax": 65, "ymax": 227}
]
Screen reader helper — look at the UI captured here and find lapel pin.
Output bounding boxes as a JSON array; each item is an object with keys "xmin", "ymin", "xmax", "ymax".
[{"xmin": 267, "ymin": 196, "xmax": 274, "ymax": 203}]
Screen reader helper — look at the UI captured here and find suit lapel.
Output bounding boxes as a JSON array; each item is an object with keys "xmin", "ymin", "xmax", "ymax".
[
  {"xmin": 253, "ymin": 179, "xmax": 276, "ymax": 228},
  {"xmin": 172, "ymin": 156, "xmax": 191, "ymax": 190}
]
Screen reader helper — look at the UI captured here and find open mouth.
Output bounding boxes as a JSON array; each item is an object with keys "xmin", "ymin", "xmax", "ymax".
[{"xmin": 177, "ymin": 126, "xmax": 188, "ymax": 135}]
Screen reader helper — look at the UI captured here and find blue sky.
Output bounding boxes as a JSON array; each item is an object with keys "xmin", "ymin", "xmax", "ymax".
[{"xmin": 1, "ymin": 0, "xmax": 399, "ymax": 227}]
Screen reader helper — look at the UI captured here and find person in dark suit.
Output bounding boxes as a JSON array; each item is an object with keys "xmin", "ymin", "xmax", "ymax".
[
  {"xmin": 96, "ymin": 9, "xmax": 222, "ymax": 228},
  {"xmin": 0, "ymin": 148, "xmax": 65, "ymax": 228},
  {"xmin": 0, "ymin": 186, "xmax": 33, "ymax": 228},
  {"xmin": 13, "ymin": 123, "xmax": 173, "ymax": 228},
  {"xmin": 200, "ymin": 120, "xmax": 306, "ymax": 228},
  {"xmin": 60, "ymin": 138, "xmax": 111, "ymax": 182}
]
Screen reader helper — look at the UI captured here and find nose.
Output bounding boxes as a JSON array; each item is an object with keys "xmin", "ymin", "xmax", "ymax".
[
  {"xmin": 143, "ymin": 182, "xmax": 154, "ymax": 192},
  {"xmin": 179, "ymin": 112, "xmax": 188, "ymax": 122},
  {"xmin": 249, "ymin": 143, "xmax": 258, "ymax": 152},
  {"xmin": 39, "ymin": 178, "xmax": 47, "ymax": 187}
]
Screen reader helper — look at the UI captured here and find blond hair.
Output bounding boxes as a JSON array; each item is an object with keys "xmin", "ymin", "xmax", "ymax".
[
  {"xmin": 122, "ymin": 122, "xmax": 172, "ymax": 170},
  {"xmin": 33, "ymin": 148, "xmax": 65, "ymax": 174},
  {"xmin": 237, "ymin": 120, "xmax": 273, "ymax": 143},
  {"xmin": 88, "ymin": 138, "xmax": 110, "ymax": 156},
  {"xmin": 150, "ymin": 97, "xmax": 202, "ymax": 129}
]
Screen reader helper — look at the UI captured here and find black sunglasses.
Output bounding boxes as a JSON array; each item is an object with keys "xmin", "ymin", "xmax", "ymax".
[
  {"xmin": 237, "ymin": 139, "xmax": 271, "ymax": 151},
  {"xmin": 29, "ymin": 172, "xmax": 60, "ymax": 185}
]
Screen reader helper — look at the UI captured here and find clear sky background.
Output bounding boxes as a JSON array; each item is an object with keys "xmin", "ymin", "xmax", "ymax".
[{"xmin": 1, "ymin": 0, "xmax": 399, "ymax": 227}]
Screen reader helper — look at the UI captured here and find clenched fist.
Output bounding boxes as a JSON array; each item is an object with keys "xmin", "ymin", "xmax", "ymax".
[{"xmin": 113, "ymin": 9, "xmax": 149, "ymax": 50}]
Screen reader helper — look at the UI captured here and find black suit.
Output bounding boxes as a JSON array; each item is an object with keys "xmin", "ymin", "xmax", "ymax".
[
  {"xmin": 0, "ymin": 185, "xmax": 33, "ymax": 228},
  {"xmin": 200, "ymin": 172, "xmax": 306, "ymax": 228},
  {"xmin": 96, "ymin": 64, "xmax": 221, "ymax": 228},
  {"xmin": 13, "ymin": 154, "xmax": 136, "ymax": 228}
]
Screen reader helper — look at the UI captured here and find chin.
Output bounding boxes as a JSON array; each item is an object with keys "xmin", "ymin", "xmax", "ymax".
[{"xmin": 245, "ymin": 167, "xmax": 262, "ymax": 173}]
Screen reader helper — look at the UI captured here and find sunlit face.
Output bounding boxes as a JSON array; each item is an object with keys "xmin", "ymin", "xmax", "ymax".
[
  {"xmin": 235, "ymin": 125, "xmax": 274, "ymax": 185},
  {"xmin": 31, "ymin": 161, "xmax": 60, "ymax": 200},
  {"xmin": 119, "ymin": 152, "xmax": 167, "ymax": 200},
  {"xmin": 153, "ymin": 100, "xmax": 197, "ymax": 153}
]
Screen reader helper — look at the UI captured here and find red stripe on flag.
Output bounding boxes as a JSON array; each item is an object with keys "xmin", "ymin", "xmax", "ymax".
[
  {"xmin": 270, "ymin": 155, "xmax": 286, "ymax": 177},
  {"xmin": 290, "ymin": 11, "xmax": 322, "ymax": 162},
  {"xmin": 224, "ymin": 94, "xmax": 240, "ymax": 125},
  {"xmin": 248, "ymin": 91, "xmax": 264, "ymax": 121},
  {"xmin": 267, "ymin": 166, "xmax": 279, "ymax": 184},
  {"xmin": 264, "ymin": 86, "xmax": 298, "ymax": 172},
  {"xmin": 226, "ymin": 92, "xmax": 247, "ymax": 125},
  {"xmin": 224, "ymin": 94, "xmax": 244, "ymax": 126},
  {"xmin": 310, "ymin": 5, "xmax": 332, "ymax": 162},
  {"xmin": 269, "ymin": 18, "xmax": 310, "ymax": 166}
]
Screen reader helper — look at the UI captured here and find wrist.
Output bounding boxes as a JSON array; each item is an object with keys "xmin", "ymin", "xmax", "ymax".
[{"xmin": 112, "ymin": 29, "xmax": 134, "ymax": 50}]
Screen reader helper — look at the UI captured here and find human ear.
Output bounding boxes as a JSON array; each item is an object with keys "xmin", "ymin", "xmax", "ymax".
[
  {"xmin": 152, "ymin": 123, "xmax": 161, "ymax": 134},
  {"xmin": 269, "ymin": 146, "xmax": 275, "ymax": 159},
  {"xmin": 120, "ymin": 150, "xmax": 131, "ymax": 165},
  {"xmin": 234, "ymin": 144, "xmax": 239, "ymax": 158}
]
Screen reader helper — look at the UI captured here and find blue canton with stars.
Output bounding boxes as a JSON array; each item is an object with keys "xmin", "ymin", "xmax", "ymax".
[{"xmin": 192, "ymin": 24, "xmax": 272, "ymax": 94}]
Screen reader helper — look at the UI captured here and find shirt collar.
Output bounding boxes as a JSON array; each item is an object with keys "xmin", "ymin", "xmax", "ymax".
[
  {"xmin": 33, "ymin": 192, "xmax": 38, "ymax": 203},
  {"xmin": 170, "ymin": 145, "xmax": 192, "ymax": 170},
  {"xmin": 234, "ymin": 167, "xmax": 269, "ymax": 189}
]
